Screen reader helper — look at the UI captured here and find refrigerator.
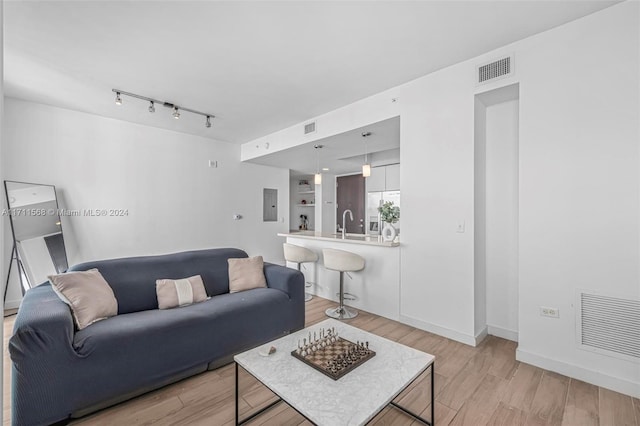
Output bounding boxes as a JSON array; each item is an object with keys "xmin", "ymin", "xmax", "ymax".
[{"xmin": 367, "ymin": 190, "xmax": 400, "ymax": 236}]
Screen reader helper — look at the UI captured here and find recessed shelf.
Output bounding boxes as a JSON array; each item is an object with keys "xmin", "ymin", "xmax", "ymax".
[
  {"xmin": 298, "ymin": 191, "xmax": 315, "ymax": 194},
  {"xmin": 296, "ymin": 204, "xmax": 316, "ymax": 207}
]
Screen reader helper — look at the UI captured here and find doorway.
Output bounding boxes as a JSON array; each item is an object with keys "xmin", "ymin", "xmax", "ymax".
[
  {"xmin": 336, "ymin": 174, "xmax": 366, "ymax": 234},
  {"xmin": 474, "ymin": 83, "xmax": 520, "ymax": 342}
]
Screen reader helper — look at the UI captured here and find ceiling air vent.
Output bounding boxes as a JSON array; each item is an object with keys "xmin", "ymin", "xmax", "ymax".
[
  {"xmin": 477, "ymin": 55, "xmax": 513, "ymax": 85},
  {"xmin": 304, "ymin": 122, "xmax": 316, "ymax": 135}
]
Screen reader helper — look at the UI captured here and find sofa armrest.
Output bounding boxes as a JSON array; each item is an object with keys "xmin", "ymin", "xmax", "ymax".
[
  {"xmin": 9, "ymin": 283, "xmax": 81, "ymax": 425},
  {"xmin": 10, "ymin": 283, "xmax": 77, "ymax": 364},
  {"xmin": 264, "ymin": 263, "xmax": 305, "ymax": 332},
  {"xmin": 264, "ymin": 263, "xmax": 304, "ymax": 303}
]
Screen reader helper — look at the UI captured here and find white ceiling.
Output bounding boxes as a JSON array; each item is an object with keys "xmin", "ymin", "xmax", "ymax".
[{"xmin": 4, "ymin": 1, "xmax": 618, "ymax": 144}]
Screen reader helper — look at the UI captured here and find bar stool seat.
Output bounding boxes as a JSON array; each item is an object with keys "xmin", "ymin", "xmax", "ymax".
[
  {"xmin": 323, "ymin": 248, "xmax": 365, "ymax": 319},
  {"xmin": 283, "ymin": 243, "xmax": 318, "ymax": 302}
]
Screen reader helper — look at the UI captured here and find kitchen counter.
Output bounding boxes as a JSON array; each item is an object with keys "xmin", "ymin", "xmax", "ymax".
[
  {"xmin": 279, "ymin": 232, "xmax": 400, "ymax": 320},
  {"xmin": 277, "ymin": 231, "xmax": 399, "ymax": 247}
]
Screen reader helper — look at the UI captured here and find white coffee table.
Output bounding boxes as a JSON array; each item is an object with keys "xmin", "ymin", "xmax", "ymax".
[{"xmin": 234, "ymin": 318, "xmax": 435, "ymax": 426}]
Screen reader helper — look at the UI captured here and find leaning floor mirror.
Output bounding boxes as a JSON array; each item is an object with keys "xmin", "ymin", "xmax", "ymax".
[{"xmin": 4, "ymin": 180, "xmax": 69, "ymax": 295}]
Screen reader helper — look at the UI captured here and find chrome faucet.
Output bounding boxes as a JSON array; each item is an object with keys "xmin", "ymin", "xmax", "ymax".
[{"xmin": 341, "ymin": 209, "xmax": 354, "ymax": 239}]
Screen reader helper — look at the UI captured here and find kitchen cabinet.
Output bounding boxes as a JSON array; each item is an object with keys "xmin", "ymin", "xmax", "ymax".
[
  {"xmin": 385, "ymin": 164, "xmax": 400, "ymax": 191},
  {"xmin": 366, "ymin": 164, "xmax": 400, "ymax": 192},
  {"xmin": 367, "ymin": 166, "xmax": 386, "ymax": 192}
]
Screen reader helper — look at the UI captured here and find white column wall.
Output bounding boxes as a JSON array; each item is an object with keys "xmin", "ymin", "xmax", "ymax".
[{"xmin": 485, "ymin": 99, "xmax": 519, "ymax": 341}]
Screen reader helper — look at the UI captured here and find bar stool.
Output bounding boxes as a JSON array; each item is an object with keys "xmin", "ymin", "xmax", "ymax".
[
  {"xmin": 283, "ymin": 243, "xmax": 318, "ymax": 302},
  {"xmin": 322, "ymin": 248, "xmax": 365, "ymax": 320}
]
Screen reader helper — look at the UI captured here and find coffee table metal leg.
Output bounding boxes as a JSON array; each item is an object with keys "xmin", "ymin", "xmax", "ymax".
[
  {"xmin": 388, "ymin": 362, "xmax": 435, "ymax": 426},
  {"xmin": 235, "ymin": 362, "xmax": 239, "ymax": 426},
  {"xmin": 236, "ymin": 362, "xmax": 285, "ymax": 425},
  {"xmin": 431, "ymin": 362, "xmax": 435, "ymax": 426}
]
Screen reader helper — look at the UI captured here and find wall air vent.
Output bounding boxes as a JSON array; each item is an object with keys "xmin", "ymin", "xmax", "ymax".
[
  {"xmin": 304, "ymin": 122, "xmax": 316, "ymax": 135},
  {"xmin": 578, "ymin": 291, "xmax": 640, "ymax": 361},
  {"xmin": 477, "ymin": 56, "xmax": 513, "ymax": 85}
]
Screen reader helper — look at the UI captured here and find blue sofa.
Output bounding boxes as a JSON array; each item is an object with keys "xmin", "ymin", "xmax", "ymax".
[{"xmin": 9, "ymin": 248, "xmax": 304, "ymax": 426}]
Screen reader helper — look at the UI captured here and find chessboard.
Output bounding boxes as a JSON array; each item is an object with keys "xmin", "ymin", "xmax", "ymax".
[{"xmin": 291, "ymin": 337, "xmax": 376, "ymax": 381}]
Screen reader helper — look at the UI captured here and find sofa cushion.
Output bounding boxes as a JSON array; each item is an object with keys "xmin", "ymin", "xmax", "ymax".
[
  {"xmin": 71, "ymin": 288, "xmax": 296, "ymax": 408},
  {"xmin": 68, "ymin": 248, "xmax": 248, "ymax": 314},
  {"xmin": 48, "ymin": 269, "xmax": 118, "ymax": 330},
  {"xmin": 156, "ymin": 275, "xmax": 208, "ymax": 309},
  {"xmin": 228, "ymin": 256, "xmax": 267, "ymax": 293}
]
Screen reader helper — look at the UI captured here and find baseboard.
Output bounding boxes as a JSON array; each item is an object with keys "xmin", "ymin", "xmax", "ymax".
[
  {"xmin": 400, "ymin": 314, "xmax": 478, "ymax": 347},
  {"xmin": 4, "ymin": 299, "xmax": 21, "ymax": 310},
  {"xmin": 488, "ymin": 325, "xmax": 519, "ymax": 342},
  {"xmin": 475, "ymin": 326, "xmax": 489, "ymax": 345},
  {"xmin": 516, "ymin": 348, "xmax": 640, "ymax": 398}
]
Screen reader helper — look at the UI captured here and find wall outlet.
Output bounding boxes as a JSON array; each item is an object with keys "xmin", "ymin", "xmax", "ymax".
[
  {"xmin": 208, "ymin": 160, "xmax": 218, "ymax": 168},
  {"xmin": 232, "ymin": 214, "xmax": 242, "ymax": 220},
  {"xmin": 540, "ymin": 306, "xmax": 560, "ymax": 318},
  {"xmin": 456, "ymin": 221, "xmax": 465, "ymax": 233}
]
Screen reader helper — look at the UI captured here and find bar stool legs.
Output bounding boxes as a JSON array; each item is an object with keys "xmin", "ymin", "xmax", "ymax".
[
  {"xmin": 283, "ymin": 243, "xmax": 318, "ymax": 303},
  {"xmin": 325, "ymin": 270, "xmax": 358, "ymax": 319},
  {"xmin": 296, "ymin": 263, "xmax": 313, "ymax": 302},
  {"xmin": 322, "ymin": 248, "xmax": 365, "ymax": 320}
]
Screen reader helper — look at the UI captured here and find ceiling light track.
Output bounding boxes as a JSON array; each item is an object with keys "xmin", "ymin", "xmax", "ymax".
[{"xmin": 112, "ymin": 89, "xmax": 215, "ymax": 128}]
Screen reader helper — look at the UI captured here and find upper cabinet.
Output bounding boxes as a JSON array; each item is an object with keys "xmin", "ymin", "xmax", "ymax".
[
  {"xmin": 367, "ymin": 164, "xmax": 400, "ymax": 192},
  {"xmin": 367, "ymin": 166, "xmax": 386, "ymax": 192},
  {"xmin": 385, "ymin": 164, "xmax": 400, "ymax": 191}
]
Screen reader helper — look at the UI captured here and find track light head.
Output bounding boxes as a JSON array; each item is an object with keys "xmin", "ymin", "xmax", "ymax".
[
  {"xmin": 172, "ymin": 107, "xmax": 180, "ymax": 120},
  {"xmin": 148, "ymin": 101, "xmax": 155, "ymax": 113},
  {"xmin": 115, "ymin": 92, "xmax": 122, "ymax": 105},
  {"xmin": 205, "ymin": 116, "xmax": 212, "ymax": 128}
]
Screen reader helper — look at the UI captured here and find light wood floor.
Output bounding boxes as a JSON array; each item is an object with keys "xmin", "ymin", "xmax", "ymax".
[{"xmin": 4, "ymin": 297, "xmax": 640, "ymax": 426}]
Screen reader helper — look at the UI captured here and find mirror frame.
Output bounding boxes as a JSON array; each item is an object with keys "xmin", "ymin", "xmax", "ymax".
[{"xmin": 4, "ymin": 180, "xmax": 68, "ymax": 295}]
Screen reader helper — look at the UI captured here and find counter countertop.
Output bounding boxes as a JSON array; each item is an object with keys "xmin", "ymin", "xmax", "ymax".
[{"xmin": 278, "ymin": 231, "xmax": 399, "ymax": 247}]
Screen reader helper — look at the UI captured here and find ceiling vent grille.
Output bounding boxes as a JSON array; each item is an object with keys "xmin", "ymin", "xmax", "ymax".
[
  {"xmin": 304, "ymin": 122, "xmax": 316, "ymax": 135},
  {"xmin": 477, "ymin": 56, "xmax": 513, "ymax": 84},
  {"xmin": 578, "ymin": 292, "xmax": 640, "ymax": 360}
]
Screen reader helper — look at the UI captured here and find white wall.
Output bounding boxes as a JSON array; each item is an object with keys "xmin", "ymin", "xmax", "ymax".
[
  {"xmin": 2, "ymin": 98, "xmax": 290, "ymax": 304},
  {"xmin": 485, "ymin": 99, "xmax": 519, "ymax": 341},
  {"xmin": 241, "ymin": 2, "xmax": 640, "ymax": 396},
  {"xmin": 515, "ymin": 3, "xmax": 639, "ymax": 396},
  {"xmin": 316, "ymin": 174, "xmax": 336, "ymax": 233},
  {"xmin": 1, "ymin": 1, "xmax": 5, "ymax": 421},
  {"xmin": 473, "ymin": 98, "xmax": 487, "ymax": 340}
]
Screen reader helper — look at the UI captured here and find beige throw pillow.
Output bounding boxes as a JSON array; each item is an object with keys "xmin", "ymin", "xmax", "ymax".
[
  {"xmin": 156, "ymin": 275, "xmax": 208, "ymax": 309},
  {"xmin": 48, "ymin": 269, "xmax": 118, "ymax": 330},
  {"xmin": 228, "ymin": 256, "xmax": 267, "ymax": 293}
]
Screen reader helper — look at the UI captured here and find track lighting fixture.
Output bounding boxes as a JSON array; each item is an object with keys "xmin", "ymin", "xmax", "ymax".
[{"xmin": 111, "ymin": 89, "xmax": 215, "ymax": 129}]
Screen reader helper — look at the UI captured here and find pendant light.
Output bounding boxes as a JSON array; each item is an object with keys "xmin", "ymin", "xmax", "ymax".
[
  {"xmin": 362, "ymin": 132, "xmax": 372, "ymax": 177},
  {"xmin": 314, "ymin": 145, "xmax": 323, "ymax": 185}
]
